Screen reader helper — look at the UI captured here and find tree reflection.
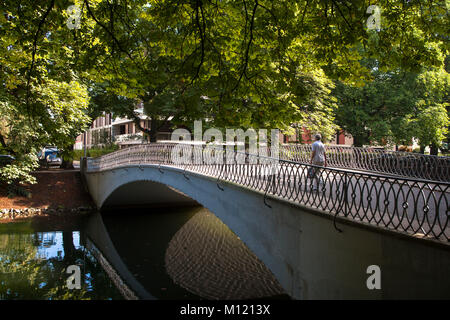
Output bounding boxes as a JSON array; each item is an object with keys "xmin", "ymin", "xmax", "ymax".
[{"xmin": 0, "ymin": 231, "xmax": 123, "ymax": 300}]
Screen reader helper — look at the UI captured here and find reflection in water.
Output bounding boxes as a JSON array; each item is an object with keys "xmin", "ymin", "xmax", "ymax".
[
  {"xmin": 102, "ymin": 206, "xmax": 288, "ymax": 300},
  {"xmin": 1, "ymin": 206, "xmax": 289, "ymax": 300},
  {"xmin": 101, "ymin": 206, "xmax": 204, "ymax": 299},
  {"xmin": 0, "ymin": 219, "xmax": 123, "ymax": 300},
  {"xmin": 165, "ymin": 208, "xmax": 286, "ymax": 299}
]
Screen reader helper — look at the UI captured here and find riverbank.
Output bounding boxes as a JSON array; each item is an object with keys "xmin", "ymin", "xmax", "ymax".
[{"xmin": 0, "ymin": 169, "xmax": 95, "ymax": 223}]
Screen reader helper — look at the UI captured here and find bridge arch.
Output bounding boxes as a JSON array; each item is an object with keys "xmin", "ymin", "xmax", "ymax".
[{"xmin": 102, "ymin": 179, "xmax": 199, "ymax": 210}]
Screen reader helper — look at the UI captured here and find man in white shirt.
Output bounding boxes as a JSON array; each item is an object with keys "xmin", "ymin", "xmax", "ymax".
[{"xmin": 310, "ymin": 134, "xmax": 327, "ymax": 191}]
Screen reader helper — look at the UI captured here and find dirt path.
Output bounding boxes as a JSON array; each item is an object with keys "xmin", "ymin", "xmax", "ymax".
[{"xmin": 0, "ymin": 169, "xmax": 94, "ymax": 210}]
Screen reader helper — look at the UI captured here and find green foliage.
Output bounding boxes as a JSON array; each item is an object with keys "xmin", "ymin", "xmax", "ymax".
[
  {"xmin": 70, "ymin": 0, "xmax": 448, "ymax": 140},
  {"xmin": 86, "ymin": 82, "xmax": 137, "ymax": 120},
  {"xmin": 409, "ymin": 69, "xmax": 450, "ymax": 147},
  {"xmin": 334, "ymin": 67, "xmax": 449, "ymax": 147},
  {"xmin": 0, "ymin": 1, "xmax": 92, "ymax": 184},
  {"xmin": 0, "ymin": 154, "xmax": 39, "ymax": 185},
  {"xmin": 0, "ymin": 0, "xmax": 448, "ymax": 181}
]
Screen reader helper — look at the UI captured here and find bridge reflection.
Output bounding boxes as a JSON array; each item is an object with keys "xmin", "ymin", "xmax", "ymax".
[{"xmin": 84, "ymin": 207, "xmax": 288, "ymax": 300}]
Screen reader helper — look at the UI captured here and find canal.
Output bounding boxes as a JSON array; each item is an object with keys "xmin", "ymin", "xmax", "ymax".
[{"xmin": 0, "ymin": 206, "xmax": 288, "ymax": 300}]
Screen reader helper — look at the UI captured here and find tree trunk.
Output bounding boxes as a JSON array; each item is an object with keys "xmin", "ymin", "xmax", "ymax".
[
  {"xmin": 429, "ymin": 143, "xmax": 439, "ymax": 156},
  {"xmin": 62, "ymin": 231, "xmax": 76, "ymax": 264},
  {"xmin": 146, "ymin": 119, "xmax": 157, "ymax": 142},
  {"xmin": 149, "ymin": 131, "xmax": 157, "ymax": 142},
  {"xmin": 61, "ymin": 143, "xmax": 74, "ymax": 169},
  {"xmin": 132, "ymin": 114, "xmax": 159, "ymax": 143},
  {"xmin": 353, "ymin": 136, "xmax": 363, "ymax": 147}
]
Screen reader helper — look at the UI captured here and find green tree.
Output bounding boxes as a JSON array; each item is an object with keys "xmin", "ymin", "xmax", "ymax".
[
  {"xmin": 333, "ymin": 68, "xmax": 416, "ymax": 147},
  {"xmin": 333, "ymin": 67, "xmax": 449, "ymax": 149},
  {"xmin": 72, "ymin": 0, "xmax": 448, "ymax": 139},
  {"xmin": 1, "ymin": 0, "xmax": 448, "ymax": 182},
  {"xmin": 408, "ymin": 69, "xmax": 449, "ymax": 154},
  {"xmin": 0, "ymin": 1, "xmax": 92, "ymax": 182}
]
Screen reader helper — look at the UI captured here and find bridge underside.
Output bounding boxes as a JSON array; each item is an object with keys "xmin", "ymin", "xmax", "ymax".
[{"xmin": 102, "ymin": 180, "xmax": 198, "ymax": 210}]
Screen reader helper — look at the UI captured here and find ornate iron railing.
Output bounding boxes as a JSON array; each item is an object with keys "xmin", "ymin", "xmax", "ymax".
[
  {"xmin": 86, "ymin": 144, "xmax": 450, "ymax": 242},
  {"xmin": 279, "ymin": 144, "xmax": 450, "ymax": 182}
]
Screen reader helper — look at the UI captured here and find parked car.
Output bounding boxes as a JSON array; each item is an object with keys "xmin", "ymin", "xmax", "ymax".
[
  {"xmin": 46, "ymin": 152, "xmax": 62, "ymax": 168},
  {"xmin": 38, "ymin": 147, "xmax": 62, "ymax": 168}
]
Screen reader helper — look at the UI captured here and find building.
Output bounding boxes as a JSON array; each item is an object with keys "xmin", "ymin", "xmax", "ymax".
[
  {"xmin": 75, "ymin": 113, "xmax": 112, "ymax": 150},
  {"xmin": 76, "ymin": 110, "xmax": 355, "ymax": 151},
  {"xmin": 75, "ymin": 107, "xmax": 173, "ymax": 150}
]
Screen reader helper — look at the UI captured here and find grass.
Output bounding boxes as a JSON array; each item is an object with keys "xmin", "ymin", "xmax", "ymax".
[{"xmin": 72, "ymin": 145, "xmax": 119, "ymax": 160}]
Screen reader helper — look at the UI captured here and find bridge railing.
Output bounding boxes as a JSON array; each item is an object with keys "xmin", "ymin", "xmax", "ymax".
[
  {"xmin": 278, "ymin": 144, "xmax": 450, "ymax": 182},
  {"xmin": 86, "ymin": 143, "xmax": 450, "ymax": 242},
  {"xmin": 140, "ymin": 142, "xmax": 450, "ymax": 182}
]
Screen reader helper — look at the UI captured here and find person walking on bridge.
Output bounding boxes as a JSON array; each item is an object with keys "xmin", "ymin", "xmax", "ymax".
[{"xmin": 310, "ymin": 134, "xmax": 327, "ymax": 191}]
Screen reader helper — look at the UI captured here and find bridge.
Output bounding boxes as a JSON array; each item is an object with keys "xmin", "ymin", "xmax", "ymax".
[{"xmin": 81, "ymin": 143, "xmax": 450, "ymax": 299}]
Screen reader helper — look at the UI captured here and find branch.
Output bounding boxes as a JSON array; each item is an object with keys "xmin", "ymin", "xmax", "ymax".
[
  {"xmin": 331, "ymin": 0, "xmax": 353, "ymax": 31},
  {"xmin": 301, "ymin": 0, "xmax": 310, "ymax": 27},
  {"xmin": 232, "ymin": 0, "xmax": 258, "ymax": 92},
  {"xmin": 131, "ymin": 112, "xmax": 152, "ymax": 136},
  {"xmin": 26, "ymin": 0, "xmax": 55, "ymax": 111},
  {"xmin": 84, "ymin": 0, "xmax": 136, "ymax": 63},
  {"xmin": 191, "ymin": 0, "xmax": 206, "ymax": 84},
  {"xmin": 107, "ymin": 0, "xmax": 115, "ymax": 52}
]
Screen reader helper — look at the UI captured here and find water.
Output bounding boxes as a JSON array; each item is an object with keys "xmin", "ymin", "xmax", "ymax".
[
  {"xmin": 0, "ymin": 206, "xmax": 288, "ymax": 300},
  {"xmin": 0, "ymin": 218, "xmax": 123, "ymax": 300}
]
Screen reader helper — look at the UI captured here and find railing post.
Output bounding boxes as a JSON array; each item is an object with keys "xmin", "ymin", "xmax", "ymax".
[
  {"xmin": 272, "ymin": 162, "xmax": 277, "ymax": 193},
  {"xmin": 344, "ymin": 172, "xmax": 349, "ymax": 217}
]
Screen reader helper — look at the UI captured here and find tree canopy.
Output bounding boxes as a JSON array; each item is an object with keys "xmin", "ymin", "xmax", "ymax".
[
  {"xmin": 333, "ymin": 66, "xmax": 449, "ymax": 149},
  {"xmin": 0, "ymin": 0, "xmax": 448, "ymax": 183},
  {"xmin": 59, "ymin": 0, "xmax": 448, "ymax": 136}
]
